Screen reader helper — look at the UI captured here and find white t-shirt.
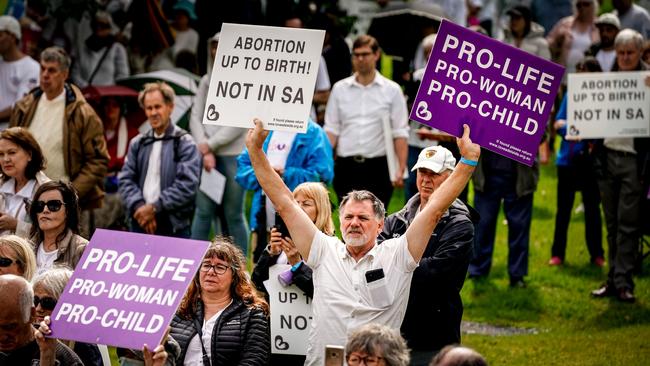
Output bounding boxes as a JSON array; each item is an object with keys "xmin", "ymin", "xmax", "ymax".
[
  {"xmin": 29, "ymin": 91, "xmax": 69, "ymax": 181},
  {"xmin": 265, "ymin": 131, "xmax": 297, "ymax": 229},
  {"xmin": 183, "ymin": 300, "xmax": 232, "ymax": 365},
  {"xmin": 173, "ymin": 28, "xmax": 199, "ymax": 56},
  {"xmin": 596, "ymin": 49, "xmax": 616, "ymax": 72},
  {"xmin": 143, "ymin": 131, "xmax": 165, "ymax": 204},
  {"xmin": 36, "ymin": 244, "xmax": 59, "ymax": 276},
  {"xmin": 0, "ymin": 56, "xmax": 40, "ymax": 112},
  {"xmin": 304, "ymin": 232, "xmax": 418, "ymax": 366},
  {"xmin": 566, "ymin": 28, "xmax": 593, "ymax": 74}
]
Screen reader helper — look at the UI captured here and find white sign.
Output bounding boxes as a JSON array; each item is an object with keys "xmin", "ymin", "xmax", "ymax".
[
  {"xmin": 567, "ymin": 72, "xmax": 650, "ymax": 138},
  {"xmin": 263, "ymin": 264, "xmax": 313, "ymax": 355},
  {"xmin": 203, "ymin": 23, "xmax": 325, "ymax": 133},
  {"xmin": 199, "ymin": 169, "xmax": 226, "ymax": 204}
]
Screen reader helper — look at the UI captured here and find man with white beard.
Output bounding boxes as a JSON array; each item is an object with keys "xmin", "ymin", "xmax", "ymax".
[{"xmin": 244, "ymin": 119, "xmax": 480, "ymax": 366}]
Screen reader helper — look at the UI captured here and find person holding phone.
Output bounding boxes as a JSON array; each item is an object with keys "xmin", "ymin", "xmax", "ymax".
[{"xmin": 245, "ymin": 119, "xmax": 480, "ymax": 366}]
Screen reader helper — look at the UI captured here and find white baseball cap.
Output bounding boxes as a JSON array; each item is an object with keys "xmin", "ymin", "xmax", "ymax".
[
  {"xmin": 0, "ymin": 15, "xmax": 21, "ymax": 41},
  {"xmin": 411, "ymin": 146, "xmax": 456, "ymax": 173}
]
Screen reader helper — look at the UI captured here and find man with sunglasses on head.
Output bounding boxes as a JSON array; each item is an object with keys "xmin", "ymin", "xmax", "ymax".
[
  {"xmin": 324, "ymin": 34, "xmax": 409, "ymax": 210},
  {"xmin": 9, "ymin": 46, "xmax": 110, "ymax": 239},
  {"xmin": 0, "ymin": 274, "xmax": 83, "ymax": 365}
]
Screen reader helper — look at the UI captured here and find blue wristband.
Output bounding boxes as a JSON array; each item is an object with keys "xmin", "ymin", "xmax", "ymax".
[
  {"xmin": 291, "ymin": 261, "xmax": 303, "ymax": 272},
  {"xmin": 460, "ymin": 157, "xmax": 478, "ymax": 167}
]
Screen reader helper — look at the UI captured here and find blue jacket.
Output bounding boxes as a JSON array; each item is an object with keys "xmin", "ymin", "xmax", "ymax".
[
  {"xmin": 118, "ymin": 123, "xmax": 201, "ymax": 231},
  {"xmin": 555, "ymin": 95, "xmax": 590, "ymax": 167},
  {"xmin": 236, "ymin": 120, "xmax": 334, "ymax": 230}
]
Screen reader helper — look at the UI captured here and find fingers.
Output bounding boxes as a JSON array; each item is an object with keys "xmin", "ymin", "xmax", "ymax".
[{"xmin": 461, "ymin": 124, "xmax": 470, "ymax": 140}]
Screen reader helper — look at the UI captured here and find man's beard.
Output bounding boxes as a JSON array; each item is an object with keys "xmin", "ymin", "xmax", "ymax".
[{"xmin": 343, "ymin": 230, "xmax": 369, "ymax": 247}]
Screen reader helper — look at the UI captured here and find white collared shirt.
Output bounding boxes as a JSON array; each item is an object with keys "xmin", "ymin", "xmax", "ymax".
[
  {"xmin": 324, "ymin": 73, "xmax": 409, "ymax": 158},
  {"xmin": 29, "ymin": 90, "xmax": 68, "ymax": 181},
  {"xmin": 143, "ymin": 131, "xmax": 165, "ymax": 204},
  {"xmin": 0, "ymin": 178, "xmax": 36, "ymax": 236},
  {"xmin": 304, "ymin": 231, "xmax": 417, "ymax": 366},
  {"xmin": 183, "ymin": 300, "xmax": 233, "ymax": 365}
]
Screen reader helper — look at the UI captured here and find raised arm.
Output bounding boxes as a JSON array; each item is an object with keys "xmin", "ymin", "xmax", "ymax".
[
  {"xmin": 406, "ymin": 124, "xmax": 480, "ymax": 261},
  {"xmin": 245, "ymin": 119, "xmax": 318, "ymax": 259}
]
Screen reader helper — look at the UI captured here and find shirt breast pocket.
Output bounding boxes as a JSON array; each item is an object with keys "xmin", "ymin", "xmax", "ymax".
[{"xmin": 365, "ymin": 268, "xmax": 393, "ymax": 309}]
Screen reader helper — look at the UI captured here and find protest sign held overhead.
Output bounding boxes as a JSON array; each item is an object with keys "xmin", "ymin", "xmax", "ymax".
[
  {"xmin": 410, "ymin": 20, "xmax": 564, "ymax": 166},
  {"xmin": 264, "ymin": 264, "xmax": 312, "ymax": 355},
  {"xmin": 203, "ymin": 23, "xmax": 325, "ymax": 133},
  {"xmin": 48, "ymin": 229, "xmax": 209, "ymax": 350},
  {"xmin": 567, "ymin": 71, "xmax": 650, "ymax": 138}
]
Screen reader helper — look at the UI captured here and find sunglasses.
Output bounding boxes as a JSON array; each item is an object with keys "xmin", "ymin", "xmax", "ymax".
[
  {"xmin": 31, "ymin": 200, "xmax": 65, "ymax": 214},
  {"xmin": 0, "ymin": 256, "xmax": 18, "ymax": 267},
  {"xmin": 34, "ymin": 296, "xmax": 57, "ymax": 311}
]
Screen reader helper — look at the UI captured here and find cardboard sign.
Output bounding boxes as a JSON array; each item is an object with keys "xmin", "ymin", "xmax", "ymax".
[
  {"xmin": 264, "ymin": 264, "xmax": 313, "ymax": 355},
  {"xmin": 567, "ymin": 71, "xmax": 650, "ymax": 138},
  {"xmin": 203, "ymin": 23, "xmax": 325, "ymax": 133},
  {"xmin": 49, "ymin": 229, "xmax": 209, "ymax": 349},
  {"xmin": 410, "ymin": 20, "xmax": 565, "ymax": 166}
]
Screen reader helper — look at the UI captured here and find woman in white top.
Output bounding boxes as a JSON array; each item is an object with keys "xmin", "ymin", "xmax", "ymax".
[{"xmin": 0, "ymin": 127, "xmax": 50, "ymax": 238}]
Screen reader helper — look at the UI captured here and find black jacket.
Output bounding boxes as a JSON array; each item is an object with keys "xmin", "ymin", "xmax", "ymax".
[
  {"xmin": 378, "ymin": 195, "xmax": 477, "ymax": 352},
  {"xmin": 252, "ymin": 250, "xmax": 314, "ymax": 299},
  {"xmin": 169, "ymin": 298, "xmax": 270, "ymax": 366}
]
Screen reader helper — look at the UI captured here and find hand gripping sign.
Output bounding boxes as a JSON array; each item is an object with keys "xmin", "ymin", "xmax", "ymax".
[
  {"xmin": 203, "ymin": 23, "xmax": 325, "ymax": 133},
  {"xmin": 48, "ymin": 229, "xmax": 209, "ymax": 349},
  {"xmin": 410, "ymin": 20, "xmax": 565, "ymax": 166}
]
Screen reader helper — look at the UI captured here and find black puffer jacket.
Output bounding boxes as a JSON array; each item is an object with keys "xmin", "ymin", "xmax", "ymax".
[
  {"xmin": 169, "ymin": 298, "xmax": 270, "ymax": 366},
  {"xmin": 378, "ymin": 195, "xmax": 478, "ymax": 352}
]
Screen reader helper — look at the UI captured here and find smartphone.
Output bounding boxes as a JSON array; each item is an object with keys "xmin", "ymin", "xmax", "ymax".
[
  {"xmin": 365, "ymin": 268, "xmax": 385, "ymax": 283},
  {"xmin": 324, "ymin": 345, "xmax": 345, "ymax": 366},
  {"xmin": 274, "ymin": 212, "xmax": 291, "ymax": 239}
]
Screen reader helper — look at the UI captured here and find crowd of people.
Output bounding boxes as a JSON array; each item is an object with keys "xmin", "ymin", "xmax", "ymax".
[{"xmin": 1, "ymin": 0, "xmax": 650, "ymax": 365}]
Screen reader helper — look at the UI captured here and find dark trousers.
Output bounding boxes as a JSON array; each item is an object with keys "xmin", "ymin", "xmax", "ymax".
[
  {"xmin": 598, "ymin": 150, "xmax": 642, "ymax": 290},
  {"xmin": 469, "ymin": 173, "xmax": 533, "ymax": 279},
  {"xmin": 552, "ymin": 165, "xmax": 603, "ymax": 260},
  {"xmin": 129, "ymin": 213, "xmax": 191, "ymax": 239},
  {"xmin": 333, "ymin": 155, "xmax": 393, "ymax": 209}
]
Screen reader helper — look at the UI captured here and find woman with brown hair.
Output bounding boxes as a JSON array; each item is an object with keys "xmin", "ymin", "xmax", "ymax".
[
  {"xmin": 0, "ymin": 127, "xmax": 49, "ymax": 237},
  {"xmin": 170, "ymin": 237, "xmax": 270, "ymax": 365}
]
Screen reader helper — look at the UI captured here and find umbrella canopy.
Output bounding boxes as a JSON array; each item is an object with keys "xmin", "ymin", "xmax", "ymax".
[
  {"xmin": 81, "ymin": 85, "xmax": 146, "ymax": 130},
  {"xmin": 116, "ymin": 69, "xmax": 201, "ymax": 129},
  {"xmin": 367, "ymin": 1, "xmax": 444, "ymax": 62}
]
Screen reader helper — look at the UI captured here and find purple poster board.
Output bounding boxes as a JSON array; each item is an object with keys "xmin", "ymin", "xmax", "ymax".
[
  {"xmin": 49, "ymin": 229, "xmax": 209, "ymax": 349},
  {"xmin": 410, "ymin": 20, "xmax": 564, "ymax": 166}
]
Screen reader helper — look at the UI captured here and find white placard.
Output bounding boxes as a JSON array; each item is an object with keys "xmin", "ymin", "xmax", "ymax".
[
  {"xmin": 203, "ymin": 23, "xmax": 325, "ymax": 133},
  {"xmin": 199, "ymin": 169, "xmax": 226, "ymax": 204},
  {"xmin": 263, "ymin": 264, "xmax": 313, "ymax": 355},
  {"xmin": 567, "ymin": 72, "xmax": 650, "ymax": 138}
]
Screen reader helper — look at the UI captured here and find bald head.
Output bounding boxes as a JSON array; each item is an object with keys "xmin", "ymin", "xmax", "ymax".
[
  {"xmin": 430, "ymin": 346, "xmax": 487, "ymax": 366},
  {"xmin": 0, "ymin": 274, "xmax": 35, "ymax": 351}
]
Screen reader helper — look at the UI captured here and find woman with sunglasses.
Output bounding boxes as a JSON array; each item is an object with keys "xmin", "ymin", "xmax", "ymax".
[
  {"xmin": 0, "ymin": 234, "xmax": 37, "ymax": 280},
  {"xmin": 32, "ymin": 267, "xmax": 104, "ymax": 366},
  {"xmin": 29, "ymin": 181, "xmax": 87, "ymax": 276},
  {"xmin": 0, "ymin": 127, "xmax": 50, "ymax": 238},
  {"xmin": 170, "ymin": 237, "xmax": 270, "ymax": 365}
]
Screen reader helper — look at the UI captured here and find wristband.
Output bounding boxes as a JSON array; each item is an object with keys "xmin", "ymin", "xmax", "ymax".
[
  {"xmin": 290, "ymin": 260, "xmax": 304, "ymax": 272},
  {"xmin": 460, "ymin": 157, "xmax": 478, "ymax": 167}
]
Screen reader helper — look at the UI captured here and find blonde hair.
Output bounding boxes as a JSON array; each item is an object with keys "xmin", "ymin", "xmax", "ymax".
[
  {"xmin": 293, "ymin": 182, "xmax": 335, "ymax": 235},
  {"xmin": 0, "ymin": 235, "xmax": 37, "ymax": 281}
]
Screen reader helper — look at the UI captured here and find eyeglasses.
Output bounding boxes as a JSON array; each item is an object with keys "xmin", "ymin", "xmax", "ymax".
[
  {"xmin": 34, "ymin": 296, "xmax": 58, "ymax": 311},
  {"xmin": 31, "ymin": 200, "xmax": 65, "ymax": 214},
  {"xmin": 348, "ymin": 354, "xmax": 383, "ymax": 366},
  {"xmin": 0, "ymin": 256, "xmax": 18, "ymax": 267},
  {"xmin": 200, "ymin": 263, "xmax": 230, "ymax": 275}
]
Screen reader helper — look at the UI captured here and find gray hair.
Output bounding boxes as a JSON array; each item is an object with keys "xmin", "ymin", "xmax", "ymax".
[
  {"xmin": 339, "ymin": 190, "xmax": 385, "ymax": 220},
  {"xmin": 40, "ymin": 46, "xmax": 71, "ymax": 71},
  {"xmin": 345, "ymin": 323, "xmax": 410, "ymax": 366},
  {"xmin": 0, "ymin": 235, "xmax": 37, "ymax": 281},
  {"xmin": 614, "ymin": 28, "xmax": 644, "ymax": 50},
  {"xmin": 33, "ymin": 266, "xmax": 73, "ymax": 299},
  {"xmin": 430, "ymin": 345, "xmax": 488, "ymax": 366},
  {"xmin": 138, "ymin": 81, "xmax": 175, "ymax": 107}
]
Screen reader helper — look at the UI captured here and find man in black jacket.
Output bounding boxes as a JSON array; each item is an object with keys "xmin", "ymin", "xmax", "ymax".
[{"xmin": 378, "ymin": 146, "xmax": 477, "ymax": 365}]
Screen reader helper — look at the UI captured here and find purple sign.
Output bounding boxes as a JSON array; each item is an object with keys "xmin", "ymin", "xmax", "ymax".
[
  {"xmin": 410, "ymin": 20, "xmax": 564, "ymax": 166},
  {"xmin": 49, "ymin": 229, "xmax": 209, "ymax": 349}
]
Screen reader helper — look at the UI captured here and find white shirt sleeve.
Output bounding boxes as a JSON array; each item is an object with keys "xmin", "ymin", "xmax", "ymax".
[
  {"xmin": 323, "ymin": 83, "xmax": 342, "ymax": 137},
  {"xmin": 389, "ymin": 86, "xmax": 409, "ymax": 139}
]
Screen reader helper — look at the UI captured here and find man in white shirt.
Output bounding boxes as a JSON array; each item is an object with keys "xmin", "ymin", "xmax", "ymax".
[
  {"xmin": 118, "ymin": 82, "xmax": 201, "ymax": 238},
  {"xmin": 0, "ymin": 15, "xmax": 40, "ymax": 128},
  {"xmin": 324, "ymin": 35, "xmax": 409, "ymax": 209},
  {"xmin": 244, "ymin": 119, "xmax": 480, "ymax": 366},
  {"xmin": 589, "ymin": 13, "xmax": 621, "ymax": 72}
]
